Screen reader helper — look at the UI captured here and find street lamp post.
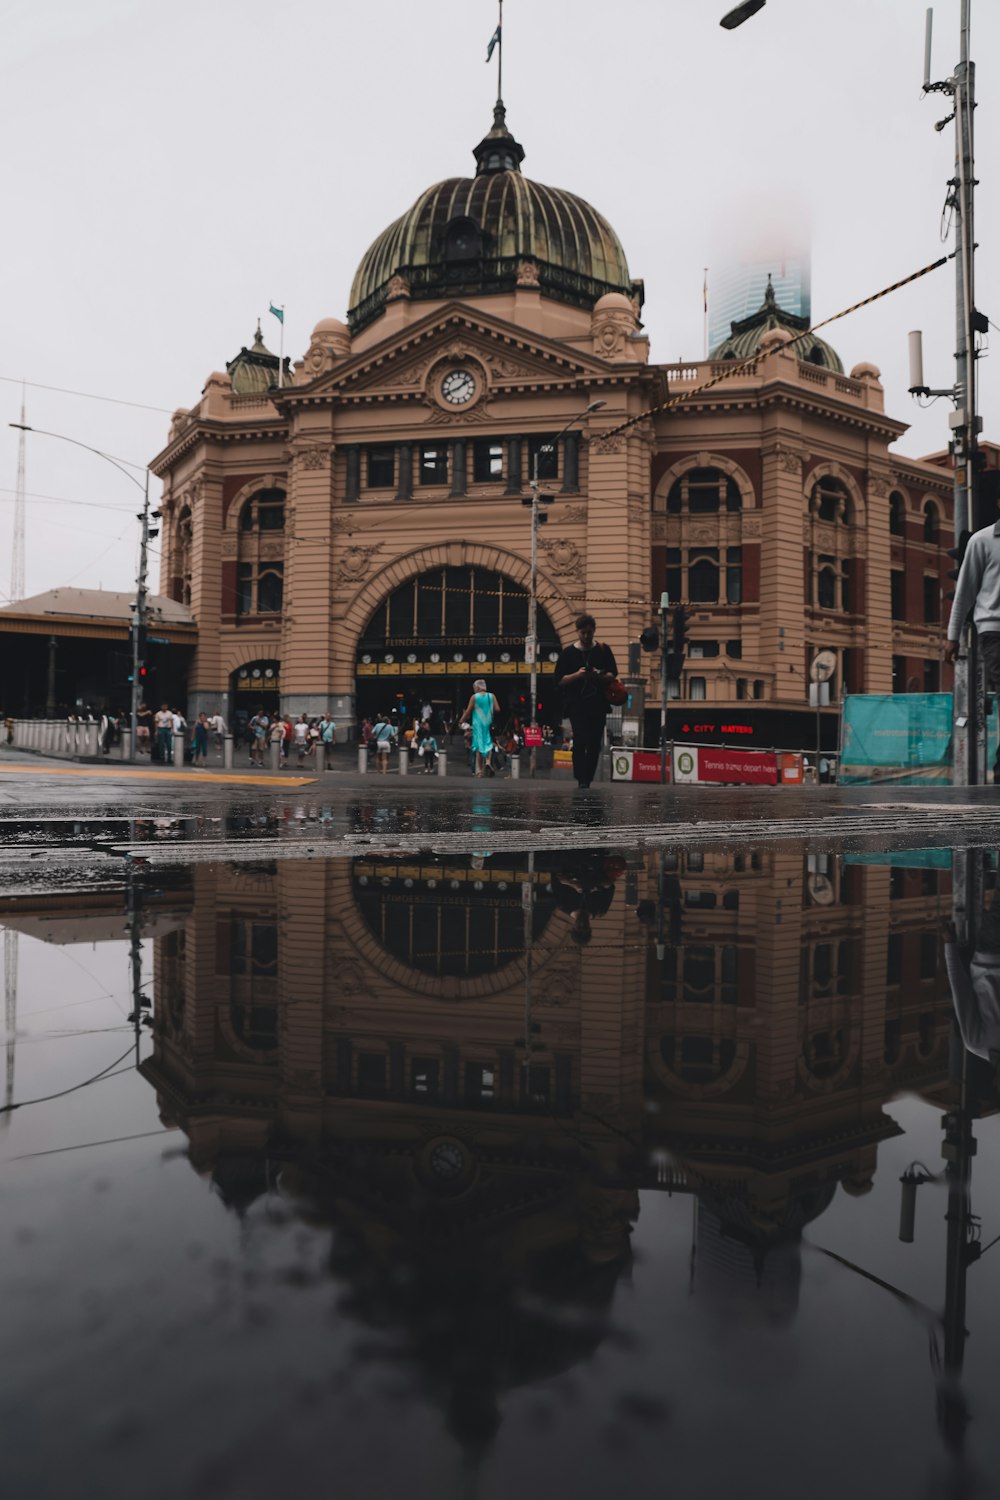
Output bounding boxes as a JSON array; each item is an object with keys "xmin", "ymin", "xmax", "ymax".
[
  {"xmin": 8, "ymin": 424, "xmax": 156, "ymax": 760},
  {"xmin": 525, "ymin": 400, "xmax": 606, "ymax": 775}
]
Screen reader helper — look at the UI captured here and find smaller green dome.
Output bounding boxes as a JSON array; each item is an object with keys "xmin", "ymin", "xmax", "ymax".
[
  {"xmin": 710, "ymin": 277, "xmax": 842, "ymax": 373},
  {"xmin": 226, "ymin": 322, "xmax": 289, "ymax": 395}
]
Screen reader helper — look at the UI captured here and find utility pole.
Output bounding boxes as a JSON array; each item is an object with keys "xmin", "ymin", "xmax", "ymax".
[
  {"xmin": 131, "ymin": 472, "xmax": 152, "ymax": 757},
  {"xmin": 10, "ymin": 386, "xmax": 26, "ymax": 602},
  {"xmin": 921, "ymin": 3, "xmax": 981, "ymax": 783},
  {"xmin": 3, "ymin": 930, "xmax": 17, "ymax": 1123}
]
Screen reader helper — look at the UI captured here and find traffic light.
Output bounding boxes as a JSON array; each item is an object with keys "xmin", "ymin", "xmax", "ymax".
[
  {"xmin": 945, "ymin": 531, "xmax": 971, "ymax": 604},
  {"xmin": 667, "ymin": 605, "xmax": 688, "ymax": 678},
  {"xmin": 639, "ymin": 626, "xmax": 660, "ymax": 651}
]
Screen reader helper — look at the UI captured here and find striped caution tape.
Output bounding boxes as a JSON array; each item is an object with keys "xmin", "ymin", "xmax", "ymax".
[{"xmin": 588, "ymin": 253, "xmax": 952, "ymax": 444}]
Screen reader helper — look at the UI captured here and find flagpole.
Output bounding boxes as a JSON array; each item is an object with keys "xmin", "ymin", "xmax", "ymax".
[
  {"xmin": 278, "ymin": 305, "xmax": 284, "ymax": 388},
  {"xmin": 498, "ymin": 0, "xmax": 503, "ymax": 101},
  {"xmin": 703, "ymin": 268, "xmax": 708, "ymax": 359}
]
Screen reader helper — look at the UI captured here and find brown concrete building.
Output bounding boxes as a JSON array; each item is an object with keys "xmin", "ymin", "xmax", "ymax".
[{"xmin": 150, "ymin": 102, "xmax": 954, "ymax": 746}]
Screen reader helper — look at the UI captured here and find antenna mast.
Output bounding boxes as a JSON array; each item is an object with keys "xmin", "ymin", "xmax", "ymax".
[{"xmin": 10, "ymin": 385, "xmax": 26, "ymax": 601}]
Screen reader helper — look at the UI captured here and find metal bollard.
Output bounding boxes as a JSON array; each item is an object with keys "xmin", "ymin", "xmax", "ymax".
[
  {"xmin": 510, "ymin": 753, "xmax": 521, "ymax": 780},
  {"xmin": 437, "ymin": 748, "xmax": 447, "ymax": 777},
  {"xmin": 173, "ymin": 735, "xmax": 185, "ymax": 769},
  {"xmin": 119, "ymin": 728, "xmax": 131, "ymax": 761},
  {"xmin": 269, "ymin": 739, "xmax": 281, "ymax": 772},
  {"xmin": 398, "ymin": 744, "xmax": 409, "ymax": 775},
  {"xmin": 83, "ymin": 722, "xmax": 99, "ymax": 757},
  {"xmin": 224, "ymin": 734, "xmax": 234, "ymax": 770},
  {"xmin": 357, "ymin": 744, "xmax": 368, "ymax": 774}
]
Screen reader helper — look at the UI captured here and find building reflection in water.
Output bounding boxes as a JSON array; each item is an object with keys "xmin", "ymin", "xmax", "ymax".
[
  {"xmin": 4, "ymin": 840, "xmax": 993, "ymax": 1469},
  {"xmin": 128, "ymin": 844, "xmax": 975, "ymax": 1448}
]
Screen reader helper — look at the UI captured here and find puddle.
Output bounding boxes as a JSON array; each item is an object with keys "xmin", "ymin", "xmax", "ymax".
[{"xmin": 1, "ymin": 842, "xmax": 998, "ymax": 1499}]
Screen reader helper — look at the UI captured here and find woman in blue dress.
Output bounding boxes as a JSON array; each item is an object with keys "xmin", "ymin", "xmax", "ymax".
[{"xmin": 460, "ymin": 678, "xmax": 500, "ymax": 778}]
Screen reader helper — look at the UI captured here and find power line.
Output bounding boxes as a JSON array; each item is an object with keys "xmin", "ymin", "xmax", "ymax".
[
  {"xmin": 0, "ymin": 373, "xmax": 174, "ymax": 416},
  {"xmin": 592, "ymin": 253, "xmax": 953, "ymax": 443}
]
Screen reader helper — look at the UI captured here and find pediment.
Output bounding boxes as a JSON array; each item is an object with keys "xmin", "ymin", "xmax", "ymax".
[{"xmin": 295, "ymin": 303, "xmax": 624, "ymax": 407}]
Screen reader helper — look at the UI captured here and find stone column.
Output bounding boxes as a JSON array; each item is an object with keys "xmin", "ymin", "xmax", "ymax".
[
  {"xmin": 344, "ymin": 446, "xmax": 360, "ymax": 503},
  {"xmin": 450, "ymin": 440, "xmax": 467, "ymax": 498},
  {"xmin": 282, "ymin": 434, "xmax": 336, "ymax": 719},
  {"xmin": 759, "ymin": 424, "xmax": 807, "ymax": 719},
  {"xmin": 505, "ymin": 434, "xmax": 523, "ymax": 496},
  {"xmin": 395, "ymin": 443, "xmax": 413, "ymax": 502},
  {"xmin": 186, "ymin": 471, "xmax": 225, "ymax": 724},
  {"xmin": 561, "ymin": 433, "xmax": 580, "ymax": 493}
]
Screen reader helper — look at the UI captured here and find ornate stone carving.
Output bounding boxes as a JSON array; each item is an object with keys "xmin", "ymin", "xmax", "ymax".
[
  {"xmin": 220, "ymin": 534, "xmax": 238, "ymax": 559},
  {"xmin": 692, "ymin": 526, "xmax": 716, "ymax": 544},
  {"xmin": 772, "ymin": 444, "xmax": 802, "ymax": 473},
  {"xmin": 868, "ymin": 472, "xmax": 891, "ymax": 498},
  {"xmin": 294, "ymin": 442, "xmax": 333, "ymax": 471},
  {"xmin": 516, "ymin": 259, "xmax": 540, "ymax": 287},
  {"xmin": 386, "ymin": 274, "xmax": 410, "ymax": 300},
  {"xmin": 333, "ymin": 543, "xmax": 383, "ymax": 585},
  {"xmin": 591, "ymin": 431, "xmax": 625, "ymax": 455},
  {"xmin": 258, "ymin": 540, "xmax": 284, "ymax": 561},
  {"xmin": 560, "ymin": 504, "xmax": 586, "ymax": 525},
  {"xmin": 742, "ymin": 516, "xmax": 762, "ymax": 539},
  {"xmin": 651, "ymin": 517, "xmax": 667, "ymax": 543},
  {"xmin": 423, "ymin": 400, "xmax": 493, "ymax": 425},
  {"xmin": 540, "ymin": 537, "xmax": 582, "ymax": 581},
  {"xmin": 485, "ymin": 353, "xmax": 536, "ymax": 381},
  {"xmin": 331, "ymin": 514, "xmax": 357, "ymax": 534}
]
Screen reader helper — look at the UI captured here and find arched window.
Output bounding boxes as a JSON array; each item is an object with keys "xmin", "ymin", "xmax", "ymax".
[
  {"xmin": 817, "ymin": 567, "xmax": 836, "ymax": 610},
  {"xmin": 810, "ymin": 475, "xmax": 850, "ymax": 525},
  {"xmin": 666, "ymin": 466, "xmax": 742, "ymax": 515},
  {"xmin": 174, "ymin": 506, "xmax": 193, "ymax": 606},
  {"xmin": 688, "ymin": 553, "xmax": 720, "ymax": 603},
  {"xmin": 236, "ymin": 488, "xmax": 286, "ymax": 617},
  {"xmin": 889, "ymin": 491, "xmax": 905, "ymax": 536},
  {"xmin": 923, "ymin": 502, "xmax": 939, "ymax": 544}
]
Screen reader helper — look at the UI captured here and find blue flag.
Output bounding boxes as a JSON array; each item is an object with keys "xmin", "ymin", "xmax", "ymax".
[
  {"xmin": 486, "ymin": 25, "xmax": 500, "ymax": 62},
  {"xmin": 269, "ymin": 303, "xmax": 284, "ymax": 324}
]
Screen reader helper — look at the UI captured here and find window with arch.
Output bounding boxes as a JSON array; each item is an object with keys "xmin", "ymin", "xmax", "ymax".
[
  {"xmin": 665, "ymin": 466, "xmax": 743, "ymax": 515},
  {"xmin": 688, "ymin": 550, "xmax": 720, "ymax": 603},
  {"xmin": 817, "ymin": 565, "xmax": 837, "ymax": 610},
  {"xmin": 889, "ymin": 491, "xmax": 905, "ymax": 536},
  {"xmin": 810, "ymin": 475, "xmax": 851, "ymax": 525},
  {"xmin": 174, "ymin": 506, "xmax": 193, "ymax": 606},
  {"xmin": 923, "ymin": 502, "xmax": 940, "ymax": 544},
  {"xmin": 236, "ymin": 487, "xmax": 286, "ymax": 617}
]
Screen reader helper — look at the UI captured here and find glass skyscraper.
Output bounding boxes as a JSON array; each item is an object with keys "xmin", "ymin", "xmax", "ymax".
[{"xmin": 708, "ymin": 255, "xmax": 811, "ymax": 354}]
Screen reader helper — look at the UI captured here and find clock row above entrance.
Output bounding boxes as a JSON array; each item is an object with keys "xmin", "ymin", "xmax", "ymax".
[{"xmin": 340, "ymin": 431, "xmax": 582, "ymax": 499}]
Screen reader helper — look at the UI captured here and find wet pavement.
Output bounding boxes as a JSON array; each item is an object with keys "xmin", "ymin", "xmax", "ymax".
[{"xmin": 2, "ymin": 759, "xmax": 1000, "ymax": 1498}]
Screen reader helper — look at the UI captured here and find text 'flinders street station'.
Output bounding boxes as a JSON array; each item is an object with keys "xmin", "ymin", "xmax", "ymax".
[{"xmin": 151, "ymin": 102, "xmax": 952, "ymax": 745}]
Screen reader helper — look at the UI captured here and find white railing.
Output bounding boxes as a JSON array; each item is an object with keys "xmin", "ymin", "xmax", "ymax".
[{"xmin": 6, "ymin": 719, "xmax": 125, "ymax": 759}]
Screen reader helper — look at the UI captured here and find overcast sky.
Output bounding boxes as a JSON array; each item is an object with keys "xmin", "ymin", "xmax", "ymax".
[{"xmin": 0, "ymin": 0, "xmax": 996, "ymax": 603}]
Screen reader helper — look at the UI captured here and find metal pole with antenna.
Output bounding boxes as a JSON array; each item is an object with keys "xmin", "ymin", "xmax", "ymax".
[{"xmin": 8, "ymin": 424, "xmax": 155, "ymax": 763}]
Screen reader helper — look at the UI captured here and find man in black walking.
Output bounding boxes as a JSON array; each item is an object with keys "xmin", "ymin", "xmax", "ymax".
[{"xmin": 555, "ymin": 613, "xmax": 617, "ymax": 789}]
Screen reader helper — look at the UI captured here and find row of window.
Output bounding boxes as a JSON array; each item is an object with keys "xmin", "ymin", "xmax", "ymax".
[
  {"xmin": 891, "ymin": 571, "xmax": 940, "ymax": 623},
  {"xmin": 663, "ymin": 547, "xmax": 743, "ymax": 605},
  {"xmin": 890, "ymin": 492, "xmax": 940, "ymax": 543},
  {"xmin": 364, "ymin": 435, "xmax": 562, "ymax": 489}
]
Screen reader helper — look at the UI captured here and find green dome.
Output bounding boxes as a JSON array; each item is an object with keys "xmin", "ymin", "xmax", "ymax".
[
  {"xmin": 710, "ymin": 277, "xmax": 842, "ymax": 373},
  {"xmin": 225, "ymin": 323, "xmax": 289, "ymax": 394},
  {"xmin": 348, "ymin": 103, "xmax": 641, "ymax": 332}
]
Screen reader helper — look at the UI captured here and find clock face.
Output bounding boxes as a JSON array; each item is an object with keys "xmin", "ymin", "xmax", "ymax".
[
  {"xmin": 429, "ymin": 1140, "xmax": 466, "ymax": 1179},
  {"xmin": 441, "ymin": 368, "xmax": 476, "ymax": 406}
]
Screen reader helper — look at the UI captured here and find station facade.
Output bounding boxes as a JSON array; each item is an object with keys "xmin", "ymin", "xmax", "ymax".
[{"xmin": 150, "ymin": 102, "xmax": 954, "ymax": 746}]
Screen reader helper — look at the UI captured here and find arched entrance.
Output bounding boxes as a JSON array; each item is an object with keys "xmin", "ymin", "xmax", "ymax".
[
  {"xmin": 355, "ymin": 566, "xmax": 562, "ymax": 729},
  {"xmin": 230, "ymin": 659, "xmax": 281, "ymax": 740}
]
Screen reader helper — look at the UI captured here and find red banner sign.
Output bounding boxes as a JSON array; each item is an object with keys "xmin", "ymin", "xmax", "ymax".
[
  {"xmin": 697, "ymin": 748, "xmax": 778, "ymax": 785},
  {"xmin": 523, "ymin": 725, "xmax": 543, "ymax": 747}
]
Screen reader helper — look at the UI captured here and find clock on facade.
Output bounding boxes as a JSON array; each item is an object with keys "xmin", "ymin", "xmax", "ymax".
[{"xmin": 441, "ymin": 368, "xmax": 476, "ymax": 405}]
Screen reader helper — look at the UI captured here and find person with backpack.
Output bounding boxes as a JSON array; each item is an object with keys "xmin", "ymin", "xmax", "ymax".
[{"xmin": 319, "ymin": 713, "xmax": 337, "ymax": 771}]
